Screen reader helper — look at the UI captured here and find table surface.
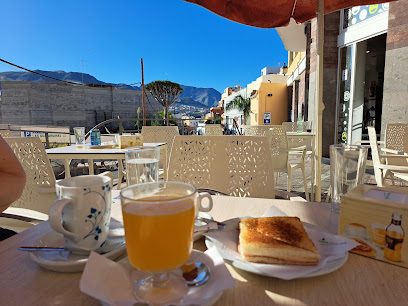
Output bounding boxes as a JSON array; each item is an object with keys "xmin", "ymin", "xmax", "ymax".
[
  {"xmin": 287, "ymin": 132, "xmax": 315, "ymax": 136},
  {"xmin": 2, "ymin": 194, "xmax": 408, "ymax": 306},
  {"xmin": 46, "ymin": 142, "xmax": 166, "ymax": 155}
]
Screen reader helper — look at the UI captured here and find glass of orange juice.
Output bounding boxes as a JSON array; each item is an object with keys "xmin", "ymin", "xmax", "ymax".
[{"xmin": 120, "ymin": 182, "xmax": 197, "ymax": 304}]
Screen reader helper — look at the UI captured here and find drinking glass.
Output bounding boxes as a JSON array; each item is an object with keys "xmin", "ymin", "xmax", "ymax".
[
  {"xmin": 120, "ymin": 182, "xmax": 196, "ymax": 304},
  {"xmin": 330, "ymin": 144, "xmax": 367, "ymax": 213},
  {"xmin": 73, "ymin": 127, "xmax": 85, "ymax": 148},
  {"xmin": 125, "ymin": 147, "xmax": 160, "ymax": 186}
]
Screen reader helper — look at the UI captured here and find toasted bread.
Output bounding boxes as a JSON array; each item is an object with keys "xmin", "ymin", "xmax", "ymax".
[
  {"xmin": 351, "ymin": 238, "xmax": 376, "ymax": 257},
  {"xmin": 239, "ymin": 217, "xmax": 320, "ymax": 265}
]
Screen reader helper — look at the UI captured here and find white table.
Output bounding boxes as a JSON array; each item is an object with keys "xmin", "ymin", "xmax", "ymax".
[
  {"xmin": 287, "ymin": 132, "xmax": 316, "ymax": 201},
  {"xmin": 46, "ymin": 142, "xmax": 167, "ymax": 189},
  {"xmin": 2, "ymin": 195, "xmax": 408, "ymax": 305}
]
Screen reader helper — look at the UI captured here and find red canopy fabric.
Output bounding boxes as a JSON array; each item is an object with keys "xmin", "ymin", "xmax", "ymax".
[{"xmin": 185, "ymin": 0, "xmax": 393, "ymax": 28}]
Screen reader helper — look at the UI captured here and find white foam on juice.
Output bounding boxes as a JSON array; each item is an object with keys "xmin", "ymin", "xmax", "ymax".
[{"xmin": 123, "ymin": 194, "xmax": 195, "ymax": 216}]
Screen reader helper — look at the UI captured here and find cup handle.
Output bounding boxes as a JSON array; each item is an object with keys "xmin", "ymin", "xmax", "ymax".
[
  {"xmin": 48, "ymin": 198, "xmax": 78, "ymax": 242},
  {"xmin": 197, "ymin": 192, "xmax": 213, "ymax": 213}
]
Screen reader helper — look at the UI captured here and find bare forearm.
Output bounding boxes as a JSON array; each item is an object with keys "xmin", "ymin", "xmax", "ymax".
[
  {"xmin": 0, "ymin": 137, "xmax": 26, "ymax": 212},
  {"xmin": 0, "ymin": 172, "xmax": 26, "ymax": 212}
]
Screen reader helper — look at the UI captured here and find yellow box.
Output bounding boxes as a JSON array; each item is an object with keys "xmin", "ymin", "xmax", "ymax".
[
  {"xmin": 118, "ymin": 134, "xmax": 143, "ymax": 149},
  {"xmin": 339, "ymin": 184, "xmax": 408, "ymax": 268}
]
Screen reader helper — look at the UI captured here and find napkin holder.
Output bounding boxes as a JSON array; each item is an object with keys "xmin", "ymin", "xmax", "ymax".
[
  {"xmin": 117, "ymin": 134, "xmax": 143, "ymax": 149},
  {"xmin": 339, "ymin": 184, "xmax": 408, "ymax": 268}
]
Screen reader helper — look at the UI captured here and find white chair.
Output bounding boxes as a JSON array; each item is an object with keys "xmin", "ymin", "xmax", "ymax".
[
  {"xmin": 282, "ymin": 121, "xmax": 312, "ymax": 132},
  {"xmin": 264, "ymin": 126, "xmax": 309, "ymax": 201},
  {"xmin": 385, "ymin": 123, "xmax": 408, "ymax": 168},
  {"xmin": 168, "ymin": 135, "xmax": 275, "ymax": 199},
  {"xmin": 0, "ymin": 137, "xmax": 56, "ymax": 232},
  {"xmin": 368, "ymin": 126, "xmax": 408, "ymax": 187},
  {"xmin": 0, "ymin": 130, "xmax": 12, "ymax": 138},
  {"xmin": 0, "ymin": 137, "xmax": 114, "ymax": 233},
  {"xmin": 141, "ymin": 126, "xmax": 179, "ymax": 159},
  {"xmin": 205, "ymin": 124, "xmax": 223, "ymax": 136}
]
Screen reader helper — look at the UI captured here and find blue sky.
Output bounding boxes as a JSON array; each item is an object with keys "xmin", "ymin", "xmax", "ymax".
[{"xmin": 0, "ymin": 0, "xmax": 287, "ymax": 93}]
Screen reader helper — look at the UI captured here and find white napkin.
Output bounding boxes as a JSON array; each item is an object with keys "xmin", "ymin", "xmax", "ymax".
[
  {"xmin": 80, "ymin": 247, "xmax": 236, "ymax": 306},
  {"xmin": 204, "ymin": 206, "xmax": 359, "ymax": 280}
]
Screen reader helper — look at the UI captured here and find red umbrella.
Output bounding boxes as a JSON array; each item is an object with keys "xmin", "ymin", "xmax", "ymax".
[
  {"xmin": 183, "ymin": 0, "xmax": 390, "ymax": 28},
  {"xmin": 184, "ymin": 0, "xmax": 393, "ymax": 201}
]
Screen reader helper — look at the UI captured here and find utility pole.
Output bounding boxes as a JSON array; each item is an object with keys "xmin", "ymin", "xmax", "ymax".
[
  {"xmin": 141, "ymin": 58, "xmax": 146, "ymax": 126},
  {"xmin": 81, "ymin": 60, "xmax": 87, "ymax": 83}
]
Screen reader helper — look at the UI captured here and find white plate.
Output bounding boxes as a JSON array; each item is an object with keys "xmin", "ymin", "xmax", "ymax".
[
  {"xmin": 193, "ymin": 212, "xmax": 214, "ymax": 241},
  {"xmin": 205, "ymin": 217, "xmax": 349, "ymax": 279},
  {"xmin": 29, "ymin": 221, "xmax": 126, "ymax": 273}
]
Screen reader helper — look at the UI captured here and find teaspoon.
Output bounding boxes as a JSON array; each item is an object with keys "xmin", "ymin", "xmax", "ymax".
[{"xmin": 181, "ymin": 262, "xmax": 210, "ymax": 286}]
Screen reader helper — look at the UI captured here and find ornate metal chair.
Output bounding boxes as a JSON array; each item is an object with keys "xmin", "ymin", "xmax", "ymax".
[
  {"xmin": 168, "ymin": 135, "xmax": 275, "ymax": 198},
  {"xmin": 282, "ymin": 121, "xmax": 312, "ymax": 132},
  {"xmin": 243, "ymin": 125, "xmax": 271, "ymax": 136},
  {"xmin": 205, "ymin": 124, "xmax": 223, "ymax": 136},
  {"xmin": 0, "ymin": 137, "xmax": 56, "ymax": 232},
  {"xmin": 385, "ymin": 123, "xmax": 408, "ymax": 169},
  {"xmin": 0, "ymin": 137, "xmax": 113, "ymax": 232},
  {"xmin": 0, "ymin": 130, "xmax": 12, "ymax": 138},
  {"xmin": 141, "ymin": 126, "xmax": 179, "ymax": 159},
  {"xmin": 264, "ymin": 126, "xmax": 309, "ymax": 201}
]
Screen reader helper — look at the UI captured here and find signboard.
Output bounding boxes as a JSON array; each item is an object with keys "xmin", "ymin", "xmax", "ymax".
[
  {"xmin": 263, "ymin": 112, "xmax": 271, "ymax": 125},
  {"xmin": 21, "ymin": 130, "xmax": 70, "ymax": 148}
]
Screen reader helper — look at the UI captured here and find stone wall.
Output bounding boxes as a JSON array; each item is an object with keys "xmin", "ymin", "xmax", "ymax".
[
  {"xmin": 322, "ymin": 11, "xmax": 340, "ymax": 157},
  {"xmin": 307, "ymin": 12, "xmax": 340, "ymax": 157},
  {"xmin": 382, "ymin": 0, "xmax": 408, "ymax": 136},
  {"xmin": 0, "ymin": 81, "xmax": 162, "ymax": 131}
]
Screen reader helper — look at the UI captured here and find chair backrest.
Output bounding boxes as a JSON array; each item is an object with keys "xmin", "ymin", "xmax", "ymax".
[
  {"xmin": 243, "ymin": 125, "xmax": 271, "ymax": 136},
  {"xmin": 205, "ymin": 124, "xmax": 223, "ymax": 136},
  {"xmin": 264, "ymin": 125, "xmax": 289, "ymax": 171},
  {"xmin": 141, "ymin": 126, "xmax": 179, "ymax": 160},
  {"xmin": 4, "ymin": 137, "xmax": 56, "ymax": 213},
  {"xmin": 282, "ymin": 121, "xmax": 312, "ymax": 132},
  {"xmin": 368, "ymin": 126, "xmax": 384, "ymax": 186},
  {"xmin": 385, "ymin": 123, "xmax": 408, "ymax": 151},
  {"xmin": 385, "ymin": 123, "xmax": 408, "ymax": 167},
  {"xmin": 282, "ymin": 122, "xmax": 296, "ymax": 132},
  {"xmin": 168, "ymin": 135, "xmax": 275, "ymax": 198},
  {"xmin": 0, "ymin": 130, "xmax": 12, "ymax": 138}
]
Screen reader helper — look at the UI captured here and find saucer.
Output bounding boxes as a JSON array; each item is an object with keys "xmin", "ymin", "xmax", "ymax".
[
  {"xmin": 29, "ymin": 222, "xmax": 126, "ymax": 273},
  {"xmin": 110, "ymin": 250, "xmax": 223, "ymax": 306},
  {"xmin": 194, "ymin": 212, "xmax": 214, "ymax": 241}
]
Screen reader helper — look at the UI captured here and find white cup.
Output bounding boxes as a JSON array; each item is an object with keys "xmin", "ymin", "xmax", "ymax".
[{"xmin": 48, "ymin": 175, "xmax": 112, "ymax": 253}]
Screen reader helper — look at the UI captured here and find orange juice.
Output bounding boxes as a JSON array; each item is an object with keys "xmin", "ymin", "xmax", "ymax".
[
  {"xmin": 122, "ymin": 195, "xmax": 195, "ymax": 272},
  {"xmin": 384, "ymin": 231, "xmax": 404, "ymax": 262},
  {"xmin": 371, "ymin": 227, "xmax": 386, "ymax": 246}
]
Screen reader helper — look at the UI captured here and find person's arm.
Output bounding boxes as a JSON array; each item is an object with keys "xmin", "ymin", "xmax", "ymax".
[{"xmin": 0, "ymin": 136, "xmax": 26, "ymax": 212}]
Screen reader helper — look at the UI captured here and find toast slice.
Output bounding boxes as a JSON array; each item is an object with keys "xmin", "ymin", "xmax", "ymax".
[{"xmin": 239, "ymin": 217, "xmax": 320, "ymax": 265}]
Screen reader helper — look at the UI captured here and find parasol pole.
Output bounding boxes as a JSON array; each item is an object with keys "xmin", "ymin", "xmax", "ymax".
[{"xmin": 315, "ymin": 0, "xmax": 325, "ymax": 202}]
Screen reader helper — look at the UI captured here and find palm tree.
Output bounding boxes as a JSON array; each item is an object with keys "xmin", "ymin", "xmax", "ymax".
[{"xmin": 225, "ymin": 95, "xmax": 252, "ymax": 125}]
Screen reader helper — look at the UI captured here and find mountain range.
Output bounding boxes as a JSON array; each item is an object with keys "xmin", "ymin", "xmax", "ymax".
[{"xmin": 0, "ymin": 70, "xmax": 221, "ymax": 108}]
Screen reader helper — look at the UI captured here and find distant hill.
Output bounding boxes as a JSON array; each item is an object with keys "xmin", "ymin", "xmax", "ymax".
[
  {"xmin": 179, "ymin": 85, "xmax": 220, "ymax": 108},
  {"xmin": 0, "ymin": 70, "xmax": 221, "ymax": 108},
  {"xmin": 176, "ymin": 97, "xmax": 208, "ymax": 108}
]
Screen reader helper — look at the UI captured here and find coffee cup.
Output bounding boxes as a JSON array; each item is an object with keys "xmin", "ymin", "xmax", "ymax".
[
  {"xmin": 48, "ymin": 175, "xmax": 112, "ymax": 253},
  {"xmin": 342, "ymin": 223, "xmax": 369, "ymax": 240}
]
